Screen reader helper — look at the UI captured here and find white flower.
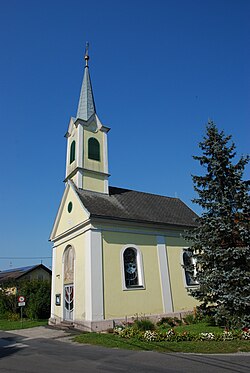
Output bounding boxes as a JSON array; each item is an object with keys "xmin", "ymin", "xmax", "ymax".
[{"xmin": 199, "ymin": 332, "xmax": 215, "ymax": 340}]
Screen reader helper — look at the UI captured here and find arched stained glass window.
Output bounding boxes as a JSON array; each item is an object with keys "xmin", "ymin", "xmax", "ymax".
[
  {"xmin": 123, "ymin": 248, "xmax": 139, "ymax": 288},
  {"xmin": 63, "ymin": 246, "xmax": 74, "ymax": 321},
  {"xmin": 183, "ymin": 249, "xmax": 197, "ymax": 286},
  {"xmin": 70, "ymin": 141, "xmax": 76, "ymax": 164},
  {"xmin": 64, "ymin": 246, "xmax": 74, "ymax": 284},
  {"xmin": 88, "ymin": 137, "xmax": 100, "ymax": 161}
]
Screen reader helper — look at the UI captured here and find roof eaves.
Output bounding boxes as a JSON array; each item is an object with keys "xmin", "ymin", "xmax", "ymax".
[{"xmin": 90, "ymin": 213, "xmax": 198, "ymax": 229}]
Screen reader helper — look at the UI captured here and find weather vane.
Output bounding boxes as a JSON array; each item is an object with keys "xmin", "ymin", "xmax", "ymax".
[{"xmin": 85, "ymin": 42, "xmax": 89, "ymax": 66}]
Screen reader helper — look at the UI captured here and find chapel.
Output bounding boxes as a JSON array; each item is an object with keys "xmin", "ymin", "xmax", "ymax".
[{"xmin": 49, "ymin": 47, "xmax": 198, "ymax": 331}]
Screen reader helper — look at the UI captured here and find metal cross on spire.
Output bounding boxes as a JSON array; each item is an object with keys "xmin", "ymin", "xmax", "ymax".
[{"xmin": 85, "ymin": 42, "xmax": 89, "ymax": 67}]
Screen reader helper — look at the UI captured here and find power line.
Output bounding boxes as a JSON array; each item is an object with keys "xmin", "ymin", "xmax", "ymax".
[{"xmin": 0, "ymin": 256, "xmax": 52, "ymax": 259}]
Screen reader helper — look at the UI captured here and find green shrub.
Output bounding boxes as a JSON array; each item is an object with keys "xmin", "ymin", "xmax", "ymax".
[
  {"xmin": 6, "ymin": 312, "xmax": 20, "ymax": 321},
  {"xmin": 133, "ymin": 318, "xmax": 155, "ymax": 331},
  {"xmin": 18, "ymin": 280, "xmax": 51, "ymax": 319},
  {"xmin": 0, "ymin": 280, "xmax": 51, "ymax": 320},
  {"xmin": 183, "ymin": 314, "xmax": 196, "ymax": 325},
  {"xmin": 0, "ymin": 290, "xmax": 17, "ymax": 318},
  {"xmin": 157, "ymin": 316, "xmax": 182, "ymax": 327}
]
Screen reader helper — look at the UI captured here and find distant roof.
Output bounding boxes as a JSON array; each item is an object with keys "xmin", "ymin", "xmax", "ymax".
[
  {"xmin": 1, "ymin": 265, "xmax": 35, "ymax": 274},
  {"xmin": 76, "ymin": 186, "xmax": 198, "ymax": 228},
  {"xmin": 0, "ymin": 264, "xmax": 51, "ymax": 283}
]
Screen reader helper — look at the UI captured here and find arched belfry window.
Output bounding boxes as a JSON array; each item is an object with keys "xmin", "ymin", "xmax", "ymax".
[
  {"xmin": 88, "ymin": 137, "xmax": 100, "ymax": 161},
  {"xmin": 70, "ymin": 141, "xmax": 76, "ymax": 164},
  {"xmin": 121, "ymin": 246, "xmax": 145, "ymax": 290},
  {"xmin": 182, "ymin": 249, "xmax": 197, "ymax": 287}
]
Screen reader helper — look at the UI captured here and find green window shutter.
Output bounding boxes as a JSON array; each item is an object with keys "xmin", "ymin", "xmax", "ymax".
[
  {"xmin": 70, "ymin": 141, "xmax": 76, "ymax": 163},
  {"xmin": 88, "ymin": 138, "xmax": 100, "ymax": 161}
]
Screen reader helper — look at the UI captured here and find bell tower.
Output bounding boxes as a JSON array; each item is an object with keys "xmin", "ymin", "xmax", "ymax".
[{"xmin": 65, "ymin": 44, "xmax": 110, "ymax": 194}]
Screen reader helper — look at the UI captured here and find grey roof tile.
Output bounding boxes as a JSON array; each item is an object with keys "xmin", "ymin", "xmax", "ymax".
[{"xmin": 76, "ymin": 186, "xmax": 198, "ymax": 228}]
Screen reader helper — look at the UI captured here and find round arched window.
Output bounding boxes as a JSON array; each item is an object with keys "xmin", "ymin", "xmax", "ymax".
[{"xmin": 88, "ymin": 137, "xmax": 100, "ymax": 161}]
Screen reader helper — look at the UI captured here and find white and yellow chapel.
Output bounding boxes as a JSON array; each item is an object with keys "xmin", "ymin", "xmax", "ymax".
[{"xmin": 49, "ymin": 48, "xmax": 198, "ymax": 331}]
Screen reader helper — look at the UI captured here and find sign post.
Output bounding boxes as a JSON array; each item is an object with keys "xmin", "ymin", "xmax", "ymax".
[{"xmin": 18, "ymin": 296, "xmax": 26, "ymax": 328}]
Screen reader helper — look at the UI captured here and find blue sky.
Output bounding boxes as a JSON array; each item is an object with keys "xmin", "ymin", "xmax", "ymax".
[{"xmin": 0, "ymin": 0, "xmax": 249, "ymax": 270}]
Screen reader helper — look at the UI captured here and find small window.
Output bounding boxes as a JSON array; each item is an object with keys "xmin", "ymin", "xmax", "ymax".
[
  {"xmin": 183, "ymin": 249, "xmax": 197, "ymax": 286},
  {"xmin": 70, "ymin": 141, "xmax": 76, "ymax": 163},
  {"xmin": 121, "ymin": 246, "xmax": 145, "ymax": 289},
  {"xmin": 88, "ymin": 137, "xmax": 100, "ymax": 161},
  {"xmin": 67, "ymin": 201, "xmax": 73, "ymax": 213}
]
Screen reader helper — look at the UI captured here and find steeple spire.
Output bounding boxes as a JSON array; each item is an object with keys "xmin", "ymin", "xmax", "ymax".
[{"xmin": 76, "ymin": 43, "xmax": 96, "ymax": 121}]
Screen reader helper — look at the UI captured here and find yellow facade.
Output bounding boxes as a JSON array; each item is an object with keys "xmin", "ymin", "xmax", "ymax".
[
  {"xmin": 102, "ymin": 231, "xmax": 163, "ymax": 319},
  {"xmin": 52, "ymin": 232, "xmax": 87, "ymax": 321},
  {"xmin": 82, "ymin": 171, "xmax": 106, "ymax": 193},
  {"xmin": 83, "ymin": 128, "xmax": 105, "ymax": 173},
  {"xmin": 51, "ymin": 192, "xmax": 198, "ymax": 324},
  {"xmin": 52, "ymin": 185, "xmax": 89, "ymax": 238},
  {"xmin": 166, "ymin": 237, "xmax": 198, "ymax": 311},
  {"xmin": 66, "ymin": 124, "xmax": 78, "ymax": 177},
  {"xmin": 66, "ymin": 120, "xmax": 108, "ymax": 194}
]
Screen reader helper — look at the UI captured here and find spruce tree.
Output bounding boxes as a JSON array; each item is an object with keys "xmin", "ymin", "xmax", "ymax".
[{"xmin": 188, "ymin": 120, "xmax": 250, "ymax": 328}]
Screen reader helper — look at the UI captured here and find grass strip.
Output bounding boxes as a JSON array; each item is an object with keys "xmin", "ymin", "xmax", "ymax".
[
  {"xmin": 73, "ymin": 333, "xmax": 250, "ymax": 354},
  {"xmin": 0, "ymin": 319, "xmax": 48, "ymax": 330}
]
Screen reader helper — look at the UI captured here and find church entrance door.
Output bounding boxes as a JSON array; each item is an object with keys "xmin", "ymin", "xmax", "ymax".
[{"xmin": 64, "ymin": 284, "xmax": 74, "ymax": 321}]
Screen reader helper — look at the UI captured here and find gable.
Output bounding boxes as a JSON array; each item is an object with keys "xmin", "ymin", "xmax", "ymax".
[
  {"xmin": 20, "ymin": 267, "xmax": 51, "ymax": 282},
  {"xmin": 50, "ymin": 181, "xmax": 90, "ymax": 240}
]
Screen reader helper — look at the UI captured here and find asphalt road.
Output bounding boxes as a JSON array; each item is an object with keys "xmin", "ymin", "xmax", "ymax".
[{"xmin": 0, "ymin": 326, "xmax": 250, "ymax": 372}]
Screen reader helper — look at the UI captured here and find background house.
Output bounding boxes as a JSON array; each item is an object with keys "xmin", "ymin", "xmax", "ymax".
[{"xmin": 0, "ymin": 264, "xmax": 51, "ymax": 292}]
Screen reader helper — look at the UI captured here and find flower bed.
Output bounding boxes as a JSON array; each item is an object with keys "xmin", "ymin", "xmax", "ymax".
[{"xmin": 114, "ymin": 325, "xmax": 250, "ymax": 343}]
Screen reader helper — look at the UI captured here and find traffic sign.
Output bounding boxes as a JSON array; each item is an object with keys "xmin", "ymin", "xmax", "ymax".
[{"xmin": 18, "ymin": 296, "xmax": 25, "ymax": 302}]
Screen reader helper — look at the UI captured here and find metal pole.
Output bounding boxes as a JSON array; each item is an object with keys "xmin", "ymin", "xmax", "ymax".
[{"xmin": 21, "ymin": 306, "xmax": 23, "ymax": 328}]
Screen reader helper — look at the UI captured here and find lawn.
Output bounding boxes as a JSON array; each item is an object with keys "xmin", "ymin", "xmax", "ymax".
[
  {"xmin": 0, "ymin": 319, "xmax": 48, "ymax": 330},
  {"xmin": 73, "ymin": 322, "xmax": 250, "ymax": 354}
]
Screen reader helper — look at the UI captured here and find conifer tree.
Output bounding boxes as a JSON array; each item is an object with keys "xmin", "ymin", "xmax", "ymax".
[{"xmin": 188, "ymin": 120, "xmax": 250, "ymax": 327}]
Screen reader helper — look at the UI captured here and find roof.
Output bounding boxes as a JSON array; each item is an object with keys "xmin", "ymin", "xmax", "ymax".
[
  {"xmin": 76, "ymin": 64, "xmax": 96, "ymax": 121},
  {"xmin": 0, "ymin": 264, "xmax": 51, "ymax": 283},
  {"xmin": 76, "ymin": 186, "xmax": 198, "ymax": 228}
]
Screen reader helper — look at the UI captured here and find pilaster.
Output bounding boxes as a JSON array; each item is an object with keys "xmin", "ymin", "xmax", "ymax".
[
  {"xmin": 85, "ymin": 229, "xmax": 104, "ymax": 321},
  {"xmin": 157, "ymin": 236, "xmax": 173, "ymax": 313}
]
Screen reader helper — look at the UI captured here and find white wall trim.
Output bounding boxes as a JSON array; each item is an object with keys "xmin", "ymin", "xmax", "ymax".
[
  {"xmin": 85, "ymin": 230, "xmax": 104, "ymax": 321},
  {"xmin": 67, "ymin": 179, "xmax": 90, "ymax": 216},
  {"xmin": 76, "ymin": 171, "xmax": 83, "ymax": 189},
  {"xmin": 120, "ymin": 244, "xmax": 145, "ymax": 291},
  {"xmin": 91, "ymin": 221, "xmax": 184, "ymax": 239},
  {"xmin": 157, "ymin": 236, "xmax": 173, "ymax": 313},
  {"xmin": 50, "ymin": 184, "xmax": 70, "ymax": 240},
  {"xmin": 103, "ymin": 131, "xmax": 109, "ymax": 175},
  {"xmin": 104, "ymin": 177, "xmax": 109, "ymax": 194},
  {"xmin": 50, "ymin": 247, "xmax": 56, "ymax": 319},
  {"xmin": 78, "ymin": 125, "xmax": 83, "ymax": 168}
]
